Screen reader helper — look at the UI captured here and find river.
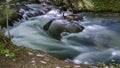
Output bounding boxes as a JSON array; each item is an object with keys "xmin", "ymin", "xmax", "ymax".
[{"xmin": 4, "ymin": 3, "xmax": 120, "ymax": 65}]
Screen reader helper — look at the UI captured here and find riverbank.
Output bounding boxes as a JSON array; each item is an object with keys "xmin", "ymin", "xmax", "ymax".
[{"xmin": 0, "ymin": 47, "xmax": 81, "ymax": 68}]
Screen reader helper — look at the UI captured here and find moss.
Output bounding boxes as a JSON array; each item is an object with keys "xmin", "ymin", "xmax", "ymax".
[
  {"xmin": 50, "ymin": 0, "xmax": 120, "ymax": 12},
  {"xmin": 92, "ymin": 0, "xmax": 120, "ymax": 12},
  {"xmin": 75, "ymin": 0, "xmax": 120, "ymax": 12}
]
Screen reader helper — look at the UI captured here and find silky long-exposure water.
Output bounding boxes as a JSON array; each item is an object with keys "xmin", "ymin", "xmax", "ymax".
[{"xmin": 4, "ymin": 4, "xmax": 120, "ymax": 65}]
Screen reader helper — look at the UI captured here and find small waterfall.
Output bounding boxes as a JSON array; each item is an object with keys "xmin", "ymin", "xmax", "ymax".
[{"xmin": 4, "ymin": 3, "xmax": 120, "ymax": 65}]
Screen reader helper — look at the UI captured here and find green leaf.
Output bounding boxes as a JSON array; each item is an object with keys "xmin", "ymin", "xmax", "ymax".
[
  {"xmin": 0, "ymin": 42, "xmax": 2, "ymax": 47},
  {"xmin": 9, "ymin": 52, "xmax": 16, "ymax": 57},
  {"xmin": 6, "ymin": 0, "xmax": 12, "ymax": 3},
  {"xmin": 4, "ymin": 49, "xmax": 10, "ymax": 54}
]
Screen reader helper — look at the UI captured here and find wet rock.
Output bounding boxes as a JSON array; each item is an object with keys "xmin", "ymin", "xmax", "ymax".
[
  {"xmin": 34, "ymin": 0, "xmax": 41, "ymax": 3},
  {"xmin": 22, "ymin": 10, "xmax": 45, "ymax": 19},
  {"xmin": 0, "ymin": 12, "xmax": 22, "ymax": 27},
  {"xmin": 64, "ymin": 14, "xmax": 83, "ymax": 21},
  {"xmin": 65, "ymin": 22, "xmax": 84, "ymax": 33},
  {"xmin": 46, "ymin": 20, "xmax": 84, "ymax": 39},
  {"xmin": 59, "ymin": 4, "xmax": 68, "ymax": 11},
  {"xmin": 43, "ymin": 19, "xmax": 54, "ymax": 31}
]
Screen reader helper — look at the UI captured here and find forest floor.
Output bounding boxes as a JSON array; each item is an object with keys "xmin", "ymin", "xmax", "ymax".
[
  {"xmin": 0, "ymin": 43, "xmax": 90, "ymax": 68},
  {"xmin": 0, "ymin": 47, "xmax": 85, "ymax": 68}
]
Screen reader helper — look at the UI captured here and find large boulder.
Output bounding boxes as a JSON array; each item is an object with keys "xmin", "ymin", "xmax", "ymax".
[{"xmin": 46, "ymin": 20, "xmax": 84, "ymax": 39}]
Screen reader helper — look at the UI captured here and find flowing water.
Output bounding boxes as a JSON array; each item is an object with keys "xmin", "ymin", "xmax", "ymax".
[{"xmin": 4, "ymin": 4, "xmax": 120, "ymax": 65}]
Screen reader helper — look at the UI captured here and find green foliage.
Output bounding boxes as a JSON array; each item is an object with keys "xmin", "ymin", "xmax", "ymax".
[
  {"xmin": 89, "ymin": 60, "xmax": 120, "ymax": 67},
  {"xmin": 92, "ymin": 0, "xmax": 120, "ymax": 12},
  {"xmin": 0, "ymin": 42, "xmax": 2, "ymax": 46},
  {"xmin": 97, "ymin": 62, "xmax": 106, "ymax": 67},
  {"xmin": 51, "ymin": 0, "xmax": 120, "ymax": 12},
  {"xmin": 0, "ymin": 6, "xmax": 2, "ymax": 11},
  {"xmin": 6, "ymin": 0, "xmax": 12, "ymax": 3},
  {"xmin": 0, "ymin": 0, "xmax": 16, "ymax": 58},
  {"xmin": 109, "ymin": 60, "xmax": 120, "ymax": 66},
  {"xmin": 15, "ymin": 47, "xmax": 22, "ymax": 51},
  {"xmin": 0, "ymin": 49, "xmax": 16, "ymax": 57},
  {"xmin": 0, "ymin": 42, "xmax": 16, "ymax": 57}
]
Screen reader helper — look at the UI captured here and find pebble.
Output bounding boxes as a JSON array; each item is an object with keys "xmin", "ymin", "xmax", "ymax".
[
  {"xmin": 31, "ymin": 60, "xmax": 36, "ymax": 63},
  {"xmin": 36, "ymin": 54, "xmax": 44, "ymax": 57},
  {"xmin": 55, "ymin": 66, "xmax": 61, "ymax": 68},
  {"xmin": 40, "ymin": 61, "xmax": 47, "ymax": 64},
  {"xmin": 31, "ymin": 58, "xmax": 36, "ymax": 63},
  {"xmin": 28, "ymin": 52, "xmax": 34, "ymax": 55},
  {"xmin": 104, "ymin": 66, "xmax": 109, "ymax": 68},
  {"xmin": 74, "ymin": 65, "xmax": 80, "ymax": 68}
]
